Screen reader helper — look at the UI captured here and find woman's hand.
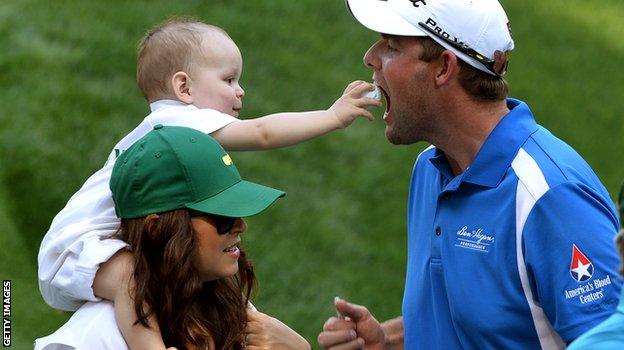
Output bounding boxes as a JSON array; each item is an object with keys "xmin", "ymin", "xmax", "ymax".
[{"xmin": 245, "ymin": 310, "xmax": 311, "ymax": 350}]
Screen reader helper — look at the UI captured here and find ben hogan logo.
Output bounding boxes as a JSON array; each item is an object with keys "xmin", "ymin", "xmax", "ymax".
[
  {"xmin": 570, "ymin": 244, "xmax": 594, "ymax": 282},
  {"xmin": 409, "ymin": 0, "xmax": 427, "ymax": 7}
]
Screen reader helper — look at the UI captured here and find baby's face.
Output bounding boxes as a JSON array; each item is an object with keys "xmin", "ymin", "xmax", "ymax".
[{"xmin": 189, "ymin": 34, "xmax": 244, "ymax": 117}]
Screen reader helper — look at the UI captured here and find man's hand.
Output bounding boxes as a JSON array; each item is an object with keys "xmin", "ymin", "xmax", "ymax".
[
  {"xmin": 381, "ymin": 317, "xmax": 403, "ymax": 350},
  {"xmin": 317, "ymin": 298, "xmax": 385, "ymax": 350}
]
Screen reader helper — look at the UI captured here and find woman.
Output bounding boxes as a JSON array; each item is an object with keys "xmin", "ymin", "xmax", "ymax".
[{"xmin": 36, "ymin": 125, "xmax": 310, "ymax": 349}]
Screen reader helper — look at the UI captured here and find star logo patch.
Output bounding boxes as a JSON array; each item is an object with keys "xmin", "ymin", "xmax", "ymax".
[{"xmin": 569, "ymin": 244, "xmax": 594, "ymax": 282}]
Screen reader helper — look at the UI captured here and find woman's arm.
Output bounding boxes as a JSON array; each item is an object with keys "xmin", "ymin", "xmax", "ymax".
[{"xmin": 93, "ymin": 250, "xmax": 172, "ymax": 350}]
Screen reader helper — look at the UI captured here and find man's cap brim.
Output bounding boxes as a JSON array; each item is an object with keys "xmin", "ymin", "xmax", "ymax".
[
  {"xmin": 345, "ymin": 0, "xmax": 426, "ymax": 36},
  {"xmin": 186, "ymin": 180, "xmax": 285, "ymax": 218}
]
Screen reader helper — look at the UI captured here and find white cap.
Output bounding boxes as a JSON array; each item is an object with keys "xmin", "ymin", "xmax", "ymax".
[{"xmin": 345, "ymin": 0, "xmax": 514, "ymax": 76}]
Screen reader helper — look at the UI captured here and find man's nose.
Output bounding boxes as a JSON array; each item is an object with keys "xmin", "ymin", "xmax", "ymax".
[{"xmin": 364, "ymin": 40, "xmax": 381, "ymax": 70}]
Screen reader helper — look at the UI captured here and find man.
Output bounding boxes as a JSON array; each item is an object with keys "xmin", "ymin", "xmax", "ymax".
[{"xmin": 318, "ymin": 0, "xmax": 622, "ymax": 349}]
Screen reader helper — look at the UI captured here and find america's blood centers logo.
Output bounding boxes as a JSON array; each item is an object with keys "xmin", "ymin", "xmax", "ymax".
[{"xmin": 570, "ymin": 244, "xmax": 594, "ymax": 282}]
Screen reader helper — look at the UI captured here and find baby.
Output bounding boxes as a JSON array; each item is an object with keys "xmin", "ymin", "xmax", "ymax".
[{"xmin": 38, "ymin": 18, "xmax": 379, "ymax": 349}]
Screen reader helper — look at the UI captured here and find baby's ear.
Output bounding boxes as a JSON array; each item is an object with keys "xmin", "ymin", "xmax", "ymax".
[{"xmin": 171, "ymin": 71, "xmax": 193, "ymax": 104}]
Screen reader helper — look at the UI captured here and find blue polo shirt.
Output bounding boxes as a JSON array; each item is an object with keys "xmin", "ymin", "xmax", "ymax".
[{"xmin": 403, "ymin": 99, "xmax": 622, "ymax": 349}]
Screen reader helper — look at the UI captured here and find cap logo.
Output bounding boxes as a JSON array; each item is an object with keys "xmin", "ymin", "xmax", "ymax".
[
  {"xmin": 424, "ymin": 18, "xmax": 465, "ymax": 46},
  {"xmin": 409, "ymin": 0, "xmax": 427, "ymax": 7},
  {"xmin": 222, "ymin": 154, "xmax": 233, "ymax": 166}
]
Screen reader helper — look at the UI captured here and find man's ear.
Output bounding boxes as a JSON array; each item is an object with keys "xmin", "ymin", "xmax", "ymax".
[
  {"xmin": 434, "ymin": 51, "xmax": 459, "ymax": 87},
  {"xmin": 144, "ymin": 214, "xmax": 160, "ymax": 235},
  {"xmin": 171, "ymin": 71, "xmax": 193, "ymax": 104}
]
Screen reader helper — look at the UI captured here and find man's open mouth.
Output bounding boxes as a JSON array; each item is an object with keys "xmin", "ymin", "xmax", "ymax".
[{"xmin": 378, "ymin": 85, "xmax": 390, "ymax": 113}]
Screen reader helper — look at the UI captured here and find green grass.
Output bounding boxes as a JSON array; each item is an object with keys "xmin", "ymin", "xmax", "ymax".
[
  {"xmin": 1, "ymin": 0, "xmax": 623, "ymax": 349},
  {"xmin": 0, "ymin": 183, "xmax": 70, "ymax": 349}
]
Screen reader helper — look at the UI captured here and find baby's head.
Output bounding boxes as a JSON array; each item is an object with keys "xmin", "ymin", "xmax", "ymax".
[{"xmin": 137, "ymin": 18, "xmax": 245, "ymax": 116}]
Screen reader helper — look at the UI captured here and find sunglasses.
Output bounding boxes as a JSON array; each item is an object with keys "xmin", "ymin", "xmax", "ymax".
[
  {"xmin": 190, "ymin": 211, "xmax": 238, "ymax": 234},
  {"xmin": 417, "ymin": 22, "xmax": 508, "ymax": 77}
]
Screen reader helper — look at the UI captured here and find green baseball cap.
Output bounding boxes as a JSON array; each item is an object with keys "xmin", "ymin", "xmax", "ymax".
[{"xmin": 110, "ymin": 125, "xmax": 285, "ymax": 219}]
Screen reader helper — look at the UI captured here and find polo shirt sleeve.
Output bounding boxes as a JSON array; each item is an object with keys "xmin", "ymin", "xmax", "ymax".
[
  {"xmin": 522, "ymin": 182, "xmax": 622, "ymax": 343},
  {"xmin": 148, "ymin": 108, "xmax": 238, "ymax": 135}
]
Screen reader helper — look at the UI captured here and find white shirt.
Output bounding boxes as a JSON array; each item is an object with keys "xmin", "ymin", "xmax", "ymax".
[
  {"xmin": 38, "ymin": 101, "xmax": 237, "ymax": 311},
  {"xmin": 34, "ymin": 302, "xmax": 126, "ymax": 350},
  {"xmin": 34, "ymin": 301, "xmax": 258, "ymax": 349}
]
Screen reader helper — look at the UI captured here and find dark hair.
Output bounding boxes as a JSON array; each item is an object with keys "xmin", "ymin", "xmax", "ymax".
[
  {"xmin": 618, "ymin": 183, "xmax": 624, "ymax": 229},
  {"xmin": 115, "ymin": 209, "xmax": 255, "ymax": 349},
  {"xmin": 616, "ymin": 230, "xmax": 624, "ymax": 276},
  {"xmin": 417, "ymin": 36, "xmax": 509, "ymax": 101}
]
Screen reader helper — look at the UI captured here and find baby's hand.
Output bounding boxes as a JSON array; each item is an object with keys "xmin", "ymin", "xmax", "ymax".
[{"xmin": 329, "ymin": 81, "xmax": 382, "ymax": 128}]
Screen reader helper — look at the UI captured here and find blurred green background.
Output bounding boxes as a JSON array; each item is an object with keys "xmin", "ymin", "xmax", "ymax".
[{"xmin": 1, "ymin": 0, "xmax": 623, "ymax": 348}]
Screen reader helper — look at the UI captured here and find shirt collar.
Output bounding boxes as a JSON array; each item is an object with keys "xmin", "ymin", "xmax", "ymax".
[
  {"xmin": 149, "ymin": 99, "xmax": 189, "ymax": 112},
  {"xmin": 430, "ymin": 98, "xmax": 539, "ymax": 188}
]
